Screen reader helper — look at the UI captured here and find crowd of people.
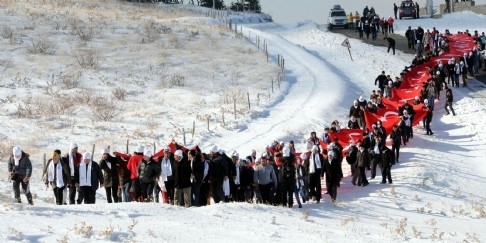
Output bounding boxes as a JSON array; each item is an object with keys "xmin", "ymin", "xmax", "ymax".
[{"xmin": 7, "ymin": 24, "xmax": 483, "ymax": 208}]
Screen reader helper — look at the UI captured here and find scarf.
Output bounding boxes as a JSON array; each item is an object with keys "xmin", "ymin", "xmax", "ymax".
[
  {"xmin": 309, "ymin": 153, "xmax": 322, "ymax": 174},
  {"xmin": 203, "ymin": 161, "xmax": 209, "ymax": 180},
  {"xmin": 48, "ymin": 161, "xmax": 65, "ymax": 188},
  {"xmin": 106, "ymin": 161, "xmax": 111, "ymax": 170},
  {"xmin": 69, "ymin": 152, "xmax": 75, "ymax": 177},
  {"xmin": 234, "ymin": 165, "xmax": 240, "ymax": 185},
  {"xmin": 160, "ymin": 157, "xmax": 172, "ymax": 182},
  {"xmin": 79, "ymin": 162, "xmax": 92, "ymax": 187}
]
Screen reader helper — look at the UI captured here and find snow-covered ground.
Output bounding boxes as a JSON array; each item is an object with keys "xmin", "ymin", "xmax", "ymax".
[{"xmin": 1, "ymin": 1, "xmax": 486, "ymax": 241}]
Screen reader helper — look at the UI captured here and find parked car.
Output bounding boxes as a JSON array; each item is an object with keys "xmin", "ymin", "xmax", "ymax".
[
  {"xmin": 399, "ymin": 0, "xmax": 417, "ymax": 19},
  {"xmin": 328, "ymin": 5, "xmax": 348, "ymax": 30}
]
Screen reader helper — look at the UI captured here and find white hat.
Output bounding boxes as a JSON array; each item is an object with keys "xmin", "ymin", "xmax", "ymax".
[
  {"xmin": 417, "ymin": 40, "xmax": 421, "ymax": 43},
  {"xmin": 261, "ymin": 152, "xmax": 267, "ymax": 158},
  {"xmin": 354, "ymin": 100, "xmax": 358, "ymax": 105},
  {"xmin": 424, "ymin": 99, "xmax": 429, "ymax": 104},
  {"xmin": 279, "ymin": 141, "xmax": 284, "ymax": 145},
  {"xmin": 300, "ymin": 153, "xmax": 307, "ymax": 160},
  {"xmin": 136, "ymin": 145, "xmax": 144, "ymax": 153},
  {"xmin": 231, "ymin": 150, "xmax": 239, "ymax": 158},
  {"xmin": 164, "ymin": 146, "xmax": 171, "ymax": 152},
  {"xmin": 388, "ymin": 81, "xmax": 393, "ymax": 85},
  {"xmin": 283, "ymin": 147, "xmax": 290, "ymax": 157},
  {"xmin": 12, "ymin": 146, "xmax": 22, "ymax": 156},
  {"xmin": 403, "ymin": 110, "xmax": 408, "ymax": 114},
  {"xmin": 144, "ymin": 148, "xmax": 153, "ymax": 157},
  {"xmin": 210, "ymin": 145, "xmax": 219, "ymax": 153},
  {"xmin": 359, "ymin": 95, "xmax": 364, "ymax": 102},
  {"xmin": 70, "ymin": 142, "xmax": 78, "ymax": 150},
  {"xmin": 436, "ymin": 71, "xmax": 440, "ymax": 75},
  {"xmin": 251, "ymin": 149, "xmax": 256, "ymax": 153},
  {"xmin": 349, "ymin": 140, "xmax": 355, "ymax": 146},
  {"xmin": 83, "ymin": 152, "xmax": 92, "ymax": 160},
  {"xmin": 328, "ymin": 151, "xmax": 335, "ymax": 158},
  {"xmin": 101, "ymin": 147, "xmax": 110, "ymax": 155},
  {"xmin": 174, "ymin": 149, "xmax": 183, "ymax": 158}
]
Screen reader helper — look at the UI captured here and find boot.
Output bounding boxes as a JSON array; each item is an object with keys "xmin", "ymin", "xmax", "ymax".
[
  {"xmin": 15, "ymin": 198, "xmax": 21, "ymax": 203},
  {"xmin": 28, "ymin": 199, "xmax": 34, "ymax": 205}
]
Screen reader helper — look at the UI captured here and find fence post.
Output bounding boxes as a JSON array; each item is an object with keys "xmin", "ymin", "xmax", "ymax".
[
  {"xmin": 91, "ymin": 144, "xmax": 95, "ymax": 159},
  {"xmin": 277, "ymin": 54, "xmax": 280, "ymax": 67},
  {"xmin": 247, "ymin": 92, "xmax": 251, "ymax": 110},
  {"xmin": 126, "ymin": 139, "xmax": 129, "ymax": 154},
  {"xmin": 43, "ymin": 153, "xmax": 46, "ymax": 169},
  {"xmin": 271, "ymin": 78, "xmax": 274, "ymax": 93},
  {"xmin": 153, "ymin": 142, "xmax": 156, "ymax": 153},
  {"xmin": 222, "ymin": 109, "xmax": 225, "ymax": 126},
  {"xmin": 192, "ymin": 121, "xmax": 195, "ymax": 138},
  {"xmin": 183, "ymin": 128, "xmax": 186, "ymax": 146},
  {"xmin": 207, "ymin": 116, "xmax": 210, "ymax": 131}
]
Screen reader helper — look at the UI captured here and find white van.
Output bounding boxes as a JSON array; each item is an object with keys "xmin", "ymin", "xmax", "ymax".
[{"xmin": 328, "ymin": 5, "xmax": 348, "ymax": 30}]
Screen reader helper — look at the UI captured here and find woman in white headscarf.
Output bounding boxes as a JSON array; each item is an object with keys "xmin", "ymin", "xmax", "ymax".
[{"xmin": 8, "ymin": 146, "xmax": 33, "ymax": 205}]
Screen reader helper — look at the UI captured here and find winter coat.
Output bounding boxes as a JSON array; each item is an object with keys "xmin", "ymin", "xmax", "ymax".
[
  {"xmin": 208, "ymin": 153, "xmax": 228, "ymax": 182},
  {"xmin": 346, "ymin": 146, "xmax": 358, "ymax": 165},
  {"xmin": 190, "ymin": 156, "xmax": 205, "ymax": 183},
  {"xmin": 348, "ymin": 119, "xmax": 360, "ymax": 129},
  {"xmin": 380, "ymin": 147, "xmax": 395, "ymax": 168},
  {"xmin": 8, "ymin": 152, "xmax": 32, "ymax": 178},
  {"xmin": 324, "ymin": 158, "xmax": 340, "ymax": 185},
  {"xmin": 349, "ymin": 105, "xmax": 361, "ymax": 118},
  {"xmin": 446, "ymin": 89, "xmax": 453, "ymax": 102},
  {"xmin": 375, "ymin": 74, "xmax": 387, "ymax": 89},
  {"xmin": 138, "ymin": 159, "xmax": 160, "ymax": 184},
  {"xmin": 99, "ymin": 155, "xmax": 120, "ymax": 187},
  {"xmin": 239, "ymin": 166, "xmax": 254, "ymax": 188},
  {"xmin": 280, "ymin": 156, "xmax": 296, "ymax": 187},
  {"xmin": 74, "ymin": 161, "xmax": 104, "ymax": 191},
  {"xmin": 356, "ymin": 149, "xmax": 370, "ymax": 167},
  {"xmin": 390, "ymin": 129, "xmax": 401, "ymax": 146},
  {"xmin": 43, "ymin": 159, "xmax": 72, "ymax": 188},
  {"xmin": 127, "ymin": 153, "xmax": 144, "ymax": 180},
  {"xmin": 173, "ymin": 157, "xmax": 192, "ymax": 189}
]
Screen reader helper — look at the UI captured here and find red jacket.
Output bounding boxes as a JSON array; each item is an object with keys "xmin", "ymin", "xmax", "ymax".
[
  {"xmin": 387, "ymin": 18, "xmax": 394, "ymax": 26},
  {"xmin": 127, "ymin": 154, "xmax": 144, "ymax": 180}
]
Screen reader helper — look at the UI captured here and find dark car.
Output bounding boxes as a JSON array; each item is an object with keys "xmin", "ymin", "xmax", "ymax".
[{"xmin": 399, "ymin": 0, "xmax": 417, "ymax": 19}]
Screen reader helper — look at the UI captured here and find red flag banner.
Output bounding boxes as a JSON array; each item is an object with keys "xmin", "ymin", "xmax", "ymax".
[{"xmin": 329, "ymin": 129, "xmax": 364, "ymax": 149}]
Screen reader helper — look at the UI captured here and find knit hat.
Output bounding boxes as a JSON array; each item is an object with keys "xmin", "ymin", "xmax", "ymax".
[
  {"xmin": 174, "ymin": 150, "xmax": 183, "ymax": 158},
  {"xmin": 12, "ymin": 146, "xmax": 22, "ymax": 156},
  {"xmin": 359, "ymin": 95, "xmax": 364, "ymax": 102},
  {"xmin": 261, "ymin": 152, "xmax": 267, "ymax": 159},
  {"xmin": 231, "ymin": 150, "xmax": 239, "ymax": 158},
  {"xmin": 136, "ymin": 145, "xmax": 144, "ymax": 153},
  {"xmin": 144, "ymin": 148, "xmax": 153, "ymax": 157},
  {"xmin": 283, "ymin": 147, "xmax": 290, "ymax": 157},
  {"xmin": 83, "ymin": 152, "xmax": 92, "ymax": 160},
  {"xmin": 164, "ymin": 146, "xmax": 171, "ymax": 152}
]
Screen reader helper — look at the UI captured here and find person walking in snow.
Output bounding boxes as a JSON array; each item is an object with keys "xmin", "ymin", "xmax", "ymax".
[
  {"xmin": 127, "ymin": 145, "xmax": 145, "ymax": 202},
  {"xmin": 444, "ymin": 85, "xmax": 456, "ymax": 116},
  {"xmin": 173, "ymin": 149, "xmax": 192, "ymax": 207},
  {"xmin": 138, "ymin": 149, "xmax": 159, "ymax": 202},
  {"xmin": 353, "ymin": 141, "xmax": 369, "ymax": 187},
  {"xmin": 75, "ymin": 152, "xmax": 104, "ymax": 204},
  {"xmin": 385, "ymin": 37, "xmax": 396, "ymax": 55},
  {"xmin": 379, "ymin": 145, "xmax": 394, "ymax": 184},
  {"xmin": 254, "ymin": 153, "xmax": 277, "ymax": 205},
  {"xmin": 63, "ymin": 142, "xmax": 82, "ymax": 205},
  {"xmin": 280, "ymin": 148, "xmax": 296, "ymax": 208},
  {"xmin": 324, "ymin": 150, "xmax": 340, "ymax": 203},
  {"xmin": 209, "ymin": 145, "xmax": 228, "ymax": 204},
  {"xmin": 305, "ymin": 145, "xmax": 324, "ymax": 203},
  {"xmin": 424, "ymin": 104, "xmax": 434, "ymax": 135},
  {"xmin": 393, "ymin": 3, "xmax": 399, "ymax": 19},
  {"xmin": 389, "ymin": 125, "xmax": 401, "ymax": 164},
  {"xmin": 44, "ymin": 150, "xmax": 72, "ymax": 205},
  {"xmin": 99, "ymin": 147, "xmax": 120, "ymax": 203},
  {"xmin": 9, "ymin": 146, "xmax": 34, "ymax": 205}
]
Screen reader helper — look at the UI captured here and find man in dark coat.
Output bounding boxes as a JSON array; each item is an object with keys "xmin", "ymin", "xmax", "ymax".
[
  {"xmin": 324, "ymin": 151, "xmax": 340, "ymax": 203},
  {"xmin": 75, "ymin": 152, "xmax": 104, "ymax": 204},
  {"xmin": 380, "ymin": 145, "xmax": 395, "ymax": 184},
  {"xmin": 444, "ymin": 86, "xmax": 456, "ymax": 116},
  {"xmin": 280, "ymin": 148, "xmax": 296, "ymax": 208},
  {"xmin": 389, "ymin": 125, "xmax": 402, "ymax": 164},
  {"xmin": 208, "ymin": 145, "xmax": 228, "ymax": 204},
  {"xmin": 385, "ymin": 37, "xmax": 396, "ymax": 55},
  {"xmin": 353, "ymin": 142, "xmax": 370, "ymax": 187},
  {"xmin": 63, "ymin": 142, "xmax": 82, "ymax": 205},
  {"xmin": 189, "ymin": 149, "xmax": 204, "ymax": 206},
  {"xmin": 173, "ymin": 150, "xmax": 192, "ymax": 207},
  {"xmin": 375, "ymin": 71, "xmax": 388, "ymax": 94},
  {"xmin": 304, "ymin": 145, "xmax": 324, "ymax": 203},
  {"xmin": 138, "ymin": 149, "xmax": 159, "ymax": 202},
  {"xmin": 43, "ymin": 149, "xmax": 72, "ymax": 205},
  {"xmin": 8, "ymin": 146, "xmax": 33, "ymax": 205},
  {"xmin": 394, "ymin": 3, "xmax": 398, "ymax": 19}
]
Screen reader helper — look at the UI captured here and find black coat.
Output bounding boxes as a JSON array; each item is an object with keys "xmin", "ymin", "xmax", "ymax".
[
  {"xmin": 99, "ymin": 155, "xmax": 120, "ymax": 187},
  {"xmin": 190, "ymin": 156, "xmax": 204, "ymax": 183},
  {"xmin": 280, "ymin": 156, "xmax": 296, "ymax": 186},
  {"xmin": 239, "ymin": 166, "xmax": 254, "ymax": 188},
  {"xmin": 325, "ymin": 158, "xmax": 340, "ymax": 185},
  {"xmin": 380, "ymin": 147, "xmax": 395, "ymax": 168},
  {"xmin": 138, "ymin": 159, "xmax": 160, "ymax": 184},
  {"xmin": 208, "ymin": 153, "xmax": 228, "ymax": 181},
  {"xmin": 43, "ymin": 159, "xmax": 72, "ymax": 187},
  {"xmin": 446, "ymin": 89, "xmax": 453, "ymax": 102},
  {"xmin": 346, "ymin": 146, "xmax": 358, "ymax": 165},
  {"xmin": 390, "ymin": 129, "xmax": 401, "ymax": 146},
  {"xmin": 173, "ymin": 157, "xmax": 192, "ymax": 189},
  {"xmin": 74, "ymin": 161, "xmax": 104, "ymax": 191}
]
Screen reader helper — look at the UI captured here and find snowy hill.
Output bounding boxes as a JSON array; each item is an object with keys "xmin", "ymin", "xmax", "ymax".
[{"xmin": 1, "ymin": 1, "xmax": 486, "ymax": 241}]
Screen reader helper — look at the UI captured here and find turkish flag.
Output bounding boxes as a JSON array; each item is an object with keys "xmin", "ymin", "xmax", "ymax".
[
  {"xmin": 364, "ymin": 109, "xmax": 400, "ymax": 135},
  {"xmin": 328, "ymin": 129, "xmax": 364, "ymax": 149},
  {"xmin": 391, "ymin": 88, "xmax": 421, "ymax": 103}
]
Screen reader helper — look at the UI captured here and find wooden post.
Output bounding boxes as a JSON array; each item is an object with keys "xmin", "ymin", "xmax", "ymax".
[
  {"xmin": 126, "ymin": 139, "xmax": 129, "ymax": 154},
  {"xmin": 266, "ymin": 46, "xmax": 268, "ymax": 63},
  {"xmin": 192, "ymin": 121, "xmax": 195, "ymax": 138},
  {"xmin": 43, "ymin": 153, "xmax": 46, "ymax": 168},
  {"xmin": 271, "ymin": 78, "xmax": 274, "ymax": 93},
  {"xmin": 233, "ymin": 99, "xmax": 237, "ymax": 120},
  {"xmin": 282, "ymin": 58, "xmax": 285, "ymax": 71},
  {"xmin": 183, "ymin": 128, "xmax": 186, "ymax": 146},
  {"xmin": 91, "ymin": 144, "xmax": 95, "ymax": 159},
  {"xmin": 222, "ymin": 109, "xmax": 225, "ymax": 126},
  {"xmin": 207, "ymin": 116, "xmax": 210, "ymax": 131},
  {"xmin": 153, "ymin": 142, "xmax": 156, "ymax": 153},
  {"xmin": 249, "ymin": 31, "xmax": 251, "ymax": 41},
  {"xmin": 247, "ymin": 92, "xmax": 251, "ymax": 110},
  {"xmin": 277, "ymin": 54, "xmax": 280, "ymax": 67}
]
